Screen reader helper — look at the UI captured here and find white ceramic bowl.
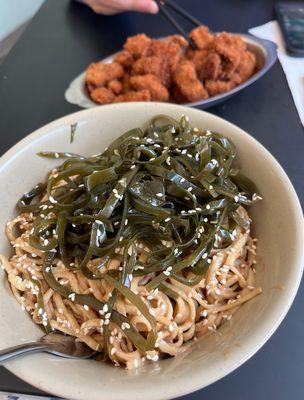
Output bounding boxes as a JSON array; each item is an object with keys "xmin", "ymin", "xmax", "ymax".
[{"xmin": 0, "ymin": 103, "xmax": 303, "ymax": 400}]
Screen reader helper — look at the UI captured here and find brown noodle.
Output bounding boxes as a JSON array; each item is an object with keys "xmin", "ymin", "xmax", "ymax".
[{"xmin": 0, "ymin": 205, "xmax": 261, "ymax": 369}]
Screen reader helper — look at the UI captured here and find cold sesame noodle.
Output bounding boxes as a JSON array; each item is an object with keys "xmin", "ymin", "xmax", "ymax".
[{"xmin": 1, "ymin": 115, "xmax": 262, "ymax": 369}]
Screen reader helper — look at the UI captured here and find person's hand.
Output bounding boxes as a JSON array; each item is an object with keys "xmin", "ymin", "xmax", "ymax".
[{"xmin": 83, "ymin": 0, "xmax": 159, "ymax": 15}]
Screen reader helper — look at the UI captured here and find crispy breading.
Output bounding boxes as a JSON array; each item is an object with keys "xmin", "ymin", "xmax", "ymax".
[
  {"xmin": 130, "ymin": 74, "xmax": 169, "ymax": 102},
  {"xmin": 214, "ymin": 32, "xmax": 246, "ymax": 67},
  {"xmin": 189, "ymin": 26, "xmax": 214, "ymax": 50},
  {"xmin": 170, "ymin": 85, "xmax": 187, "ymax": 104},
  {"xmin": 85, "ymin": 62, "xmax": 124, "ymax": 88},
  {"xmin": 124, "ymin": 34, "xmax": 151, "ymax": 59},
  {"xmin": 113, "ymin": 50, "xmax": 134, "ymax": 68},
  {"xmin": 233, "ymin": 50, "xmax": 256, "ymax": 82},
  {"xmin": 205, "ymin": 79, "xmax": 236, "ymax": 96},
  {"xmin": 107, "ymin": 80, "xmax": 123, "ymax": 95},
  {"xmin": 187, "ymin": 50, "xmax": 222, "ymax": 80},
  {"xmin": 173, "ymin": 60, "xmax": 208, "ymax": 102},
  {"xmin": 122, "ymin": 73, "xmax": 132, "ymax": 92},
  {"xmin": 114, "ymin": 90, "xmax": 151, "ymax": 102},
  {"xmin": 90, "ymin": 87, "xmax": 116, "ymax": 104},
  {"xmin": 131, "ymin": 56, "xmax": 167, "ymax": 84}
]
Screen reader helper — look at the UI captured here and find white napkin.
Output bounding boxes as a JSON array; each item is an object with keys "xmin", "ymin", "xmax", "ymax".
[{"xmin": 249, "ymin": 20, "xmax": 304, "ymax": 127}]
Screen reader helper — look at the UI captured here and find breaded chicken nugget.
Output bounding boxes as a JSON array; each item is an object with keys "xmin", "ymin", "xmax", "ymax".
[
  {"xmin": 214, "ymin": 32, "xmax": 246, "ymax": 70},
  {"xmin": 122, "ymin": 74, "xmax": 132, "ymax": 92},
  {"xmin": 90, "ymin": 87, "xmax": 116, "ymax": 104},
  {"xmin": 130, "ymin": 74, "xmax": 169, "ymax": 101},
  {"xmin": 131, "ymin": 56, "xmax": 166, "ymax": 83},
  {"xmin": 173, "ymin": 60, "xmax": 208, "ymax": 102},
  {"xmin": 124, "ymin": 34, "xmax": 151, "ymax": 59},
  {"xmin": 107, "ymin": 80, "xmax": 123, "ymax": 95},
  {"xmin": 114, "ymin": 90, "xmax": 151, "ymax": 102},
  {"xmin": 149, "ymin": 36, "xmax": 186, "ymax": 74},
  {"xmin": 114, "ymin": 50, "xmax": 134, "ymax": 68},
  {"xmin": 189, "ymin": 26, "xmax": 214, "ymax": 50},
  {"xmin": 233, "ymin": 50, "xmax": 256, "ymax": 82},
  {"xmin": 86, "ymin": 62, "xmax": 124, "ymax": 89},
  {"xmin": 205, "ymin": 79, "xmax": 236, "ymax": 96},
  {"xmin": 165, "ymin": 35, "xmax": 189, "ymax": 48},
  {"xmin": 187, "ymin": 50, "xmax": 222, "ymax": 81}
]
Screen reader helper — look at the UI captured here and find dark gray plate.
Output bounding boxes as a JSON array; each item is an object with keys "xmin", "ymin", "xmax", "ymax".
[{"xmin": 64, "ymin": 33, "xmax": 277, "ymax": 109}]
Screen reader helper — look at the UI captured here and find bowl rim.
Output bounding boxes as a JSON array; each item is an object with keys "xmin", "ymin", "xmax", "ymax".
[{"xmin": 0, "ymin": 103, "xmax": 303, "ymax": 400}]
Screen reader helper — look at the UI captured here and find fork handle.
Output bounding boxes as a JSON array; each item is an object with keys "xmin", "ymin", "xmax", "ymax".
[{"xmin": 0, "ymin": 342, "xmax": 48, "ymax": 364}]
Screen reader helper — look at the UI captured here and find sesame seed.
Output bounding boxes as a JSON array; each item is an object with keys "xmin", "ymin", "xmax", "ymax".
[
  {"xmin": 103, "ymin": 304, "xmax": 108, "ymax": 312},
  {"xmin": 234, "ymin": 195, "xmax": 239, "ymax": 203},
  {"xmin": 206, "ymin": 204, "xmax": 211, "ymax": 210},
  {"xmin": 49, "ymin": 196, "xmax": 57, "ymax": 204},
  {"xmin": 156, "ymin": 193, "xmax": 163, "ymax": 197},
  {"xmin": 130, "ymin": 165, "xmax": 136, "ymax": 170},
  {"xmin": 68, "ymin": 293, "xmax": 76, "ymax": 302}
]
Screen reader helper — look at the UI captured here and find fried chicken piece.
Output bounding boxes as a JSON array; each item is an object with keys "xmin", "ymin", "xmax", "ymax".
[
  {"xmin": 233, "ymin": 50, "xmax": 256, "ymax": 83},
  {"xmin": 165, "ymin": 35, "xmax": 189, "ymax": 48},
  {"xmin": 130, "ymin": 74, "xmax": 169, "ymax": 102},
  {"xmin": 122, "ymin": 74, "xmax": 132, "ymax": 92},
  {"xmin": 205, "ymin": 79, "xmax": 236, "ymax": 96},
  {"xmin": 202, "ymin": 52, "xmax": 222, "ymax": 80},
  {"xmin": 124, "ymin": 34, "xmax": 151, "ymax": 59},
  {"xmin": 85, "ymin": 62, "xmax": 124, "ymax": 89},
  {"xmin": 213, "ymin": 32, "xmax": 246, "ymax": 66},
  {"xmin": 90, "ymin": 87, "xmax": 116, "ymax": 104},
  {"xmin": 114, "ymin": 90, "xmax": 151, "ymax": 103},
  {"xmin": 107, "ymin": 79, "xmax": 123, "ymax": 95},
  {"xmin": 189, "ymin": 26, "xmax": 214, "ymax": 50},
  {"xmin": 114, "ymin": 50, "xmax": 134, "ymax": 68},
  {"xmin": 187, "ymin": 50, "xmax": 222, "ymax": 81},
  {"xmin": 170, "ymin": 85, "xmax": 187, "ymax": 104},
  {"xmin": 149, "ymin": 36, "xmax": 186, "ymax": 75},
  {"xmin": 173, "ymin": 60, "xmax": 208, "ymax": 102},
  {"xmin": 131, "ymin": 56, "xmax": 167, "ymax": 85}
]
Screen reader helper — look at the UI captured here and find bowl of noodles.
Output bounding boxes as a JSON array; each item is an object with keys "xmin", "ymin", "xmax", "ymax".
[{"xmin": 0, "ymin": 103, "xmax": 302, "ymax": 400}]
